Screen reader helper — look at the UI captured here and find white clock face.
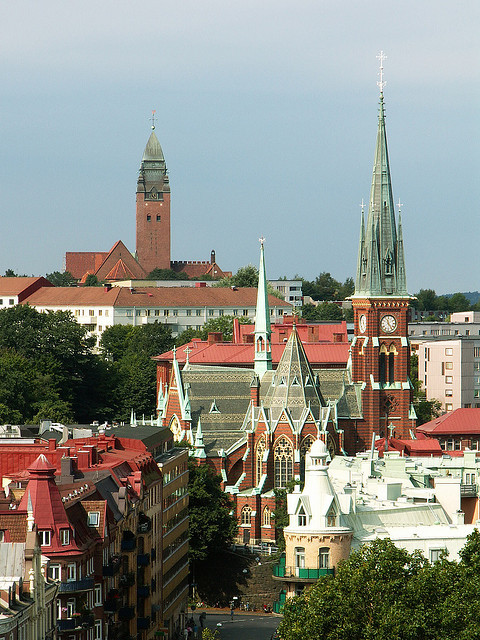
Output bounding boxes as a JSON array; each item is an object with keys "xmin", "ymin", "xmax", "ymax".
[
  {"xmin": 359, "ymin": 314, "xmax": 367, "ymax": 334},
  {"xmin": 380, "ymin": 315, "xmax": 397, "ymax": 333}
]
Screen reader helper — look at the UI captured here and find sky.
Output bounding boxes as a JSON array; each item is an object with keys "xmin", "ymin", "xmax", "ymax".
[{"xmin": 0, "ymin": 1, "xmax": 478, "ymax": 294}]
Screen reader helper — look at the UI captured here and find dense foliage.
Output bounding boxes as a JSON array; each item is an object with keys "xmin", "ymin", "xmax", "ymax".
[
  {"xmin": 279, "ymin": 534, "xmax": 480, "ymax": 640},
  {"xmin": 0, "ymin": 306, "xmax": 174, "ymax": 425},
  {"xmin": 176, "ymin": 315, "xmax": 252, "ymax": 345}
]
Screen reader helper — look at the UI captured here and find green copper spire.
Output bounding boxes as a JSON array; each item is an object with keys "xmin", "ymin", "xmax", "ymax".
[
  {"xmin": 137, "ymin": 124, "xmax": 170, "ymax": 197},
  {"xmin": 354, "ymin": 56, "xmax": 408, "ymax": 298},
  {"xmin": 254, "ymin": 237, "xmax": 272, "ymax": 378}
]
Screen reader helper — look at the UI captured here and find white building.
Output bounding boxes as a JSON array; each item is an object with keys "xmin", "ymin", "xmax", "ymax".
[{"xmin": 22, "ymin": 285, "xmax": 291, "ymax": 343}]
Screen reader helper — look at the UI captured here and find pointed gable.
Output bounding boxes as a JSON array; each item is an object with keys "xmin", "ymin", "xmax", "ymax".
[
  {"xmin": 262, "ymin": 324, "xmax": 324, "ymax": 423},
  {"xmin": 95, "ymin": 241, "xmax": 147, "ymax": 281}
]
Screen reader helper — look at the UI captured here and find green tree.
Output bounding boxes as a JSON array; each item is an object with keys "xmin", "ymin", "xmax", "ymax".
[
  {"xmin": 84, "ymin": 274, "xmax": 100, "ymax": 286},
  {"xmin": 448, "ymin": 292, "xmax": 471, "ymax": 313},
  {"xmin": 414, "ymin": 288, "xmax": 438, "ymax": 311},
  {"xmin": 337, "ymin": 277, "xmax": 355, "ymax": 300},
  {"xmin": 147, "ymin": 268, "xmax": 190, "ymax": 280},
  {"xmin": 46, "ymin": 271, "xmax": 76, "ymax": 287},
  {"xmin": 188, "ymin": 461, "xmax": 237, "ymax": 563},
  {"xmin": 316, "ymin": 302, "xmax": 343, "ymax": 321}
]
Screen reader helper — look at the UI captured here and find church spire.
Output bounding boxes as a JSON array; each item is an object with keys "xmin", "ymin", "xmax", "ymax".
[
  {"xmin": 254, "ymin": 237, "xmax": 272, "ymax": 378},
  {"xmin": 354, "ymin": 54, "xmax": 409, "ymax": 298}
]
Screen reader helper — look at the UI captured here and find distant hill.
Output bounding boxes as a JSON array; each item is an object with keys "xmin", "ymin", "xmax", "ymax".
[{"xmin": 442, "ymin": 291, "xmax": 480, "ymax": 305}]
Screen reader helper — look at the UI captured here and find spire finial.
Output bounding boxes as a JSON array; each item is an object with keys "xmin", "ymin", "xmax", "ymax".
[
  {"xmin": 360, "ymin": 198, "xmax": 366, "ymax": 214},
  {"xmin": 184, "ymin": 346, "xmax": 191, "ymax": 365},
  {"xmin": 376, "ymin": 50, "xmax": 387, "ymax": 95},
  {"xmin": 259, "ymin": 235, "xmax": 265, "ymax": 247},
  {"xmin": 396, "ymin": 198, "xmax": 403, "ymax": 214},
  {"xmin": 172, "ymin": 345, "xmax": 177, "ymax": 361},
  {"xmin": 150, "ymin": 109, "xmax": 157, "ymax": 130}
]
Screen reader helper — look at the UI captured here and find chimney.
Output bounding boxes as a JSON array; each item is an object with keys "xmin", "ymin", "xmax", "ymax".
[
  {"xmin": 207, "ymin": 332, "xmax": 223, "ymax": 345},
  {"xmin": 211, "ymin": 250, "xmax": 216, "ymax": 264},
  {"xmin": 61, "ymin": 457, "xmax": 74, "ymax": 483},
  {"xmin": 233, "ymin": 318, "xmax": 240, "ymax": 344},
  {"xmin": 48, "ymin": 439, "xmax": 57, "ymax": 452}
]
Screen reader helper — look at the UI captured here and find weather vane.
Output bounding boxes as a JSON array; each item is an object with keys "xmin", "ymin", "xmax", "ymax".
[
  {"xmin": 150, "ymin": 110, "xmax": 157, "ymax": 130},
  {"xmin": 259, "ymin": 236, "xmax": 265, "ymax": 246},
  {"xmin": 376, "ymin": 50, "xmax": 387, "ymax": 94},
  {"xmin": 359, "ymin": 198, "xmax": 366, "ymax": 214},
  {"xmin": 396, "ymin": 198, "xmax": 403, "ymax": 214}
]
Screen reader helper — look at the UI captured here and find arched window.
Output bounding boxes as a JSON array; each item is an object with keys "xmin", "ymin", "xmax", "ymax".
[
  {"xmin": 262, "ymin": 506, "xmax": 271, "ymax": 527},
  {"xmin": 379, "ymin": 343, "xmax": 387, "ymax": 386},
  {"xmin": 274, "ymin": 437, "xmax": 293, "ymax": 488},
  {"xmin": 255, "ymin": 438, "xmax": 266, "ymax": 485},
  {"xmin": 241, "ymin": 506, "xmax": 252, "ymax": 526},
  {"xmin": 388, "ymin": 344, "xmax": 397, "ymax": 383},
  {"xmin": 319, "ymin": 547, "xmax": 330, "ymax": 569},
  {"xmin": 327, "ymin": 508, "xmax": 337, "ymax": 527},
  {"xmin": 257, "ymin": 336, "xmax": 264, "ymax": 352},
  {"xmin": 300, "ymin": 435, "xmax": 315, "ymax": 483}
]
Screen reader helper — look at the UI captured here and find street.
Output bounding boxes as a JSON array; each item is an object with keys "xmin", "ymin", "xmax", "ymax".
[{"xmin": 202, "ymin": 612, "xmax": 279, "ymax": 640}]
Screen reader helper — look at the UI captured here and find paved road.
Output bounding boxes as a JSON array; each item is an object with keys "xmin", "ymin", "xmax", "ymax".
[{"xmin": 202, "ymin": 612, "xmax": 279, "ymax": 640}]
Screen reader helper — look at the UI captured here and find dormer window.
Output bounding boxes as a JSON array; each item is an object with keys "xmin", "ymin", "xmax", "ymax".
[
  {"xmin": 209, "ymin": 400, "xmax": 220, "ymax": 414},
  {"xmin": 291, "ymin": 376, "xmax": 300, "ymax": 387},
  {"xmin": 327, "ymin": 510, "xmax": 337, "ymax": 527},
  {"xmin": 279, "ymin": 376, "xmax": 287, "ymax": 386},
  {"xmin": 60, "ymin": 529, "xmax": 70, "ymax": 545},
  {"xmin": 304, "ymin": 375, "xmax": 312, "ymax": 387},
  {"xmin": 298, "ymin": 506, "xmax": 307, "ymax": 527},
  {"xmin": 38, "ymin": 530, "xmax": 51, "ymax": 546},
  {"xmin": 88, "ymin": 512, "xmax": 100, "ymax": 527}
]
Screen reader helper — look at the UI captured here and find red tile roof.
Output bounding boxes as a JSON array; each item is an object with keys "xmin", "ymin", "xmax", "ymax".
[
  {"xmin": 157, "ymin": 340, "xmax": 349, "ymax": 367},
  {"xmin": 65, "ymin": 251, "xmax": 109, "ymax": 279},
  {"xmin": 417, "ymin": 408, "xmax": 480, "ymax": 435},
  {"xmin": 23, "ymin": 286, "xmax": 292, "ymax": 309},
  {"xmin": 0, "ymin": 277, "xmax": 52, "ymax": 298}
]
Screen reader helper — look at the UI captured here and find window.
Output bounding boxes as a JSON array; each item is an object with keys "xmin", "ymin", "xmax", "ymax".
[
  {"xmin": 219, "ymin": 309, "xmax": 224, "ymax": 316},
  {"xmin": 89, "ymin": 309, "xmax": 95, "ymax": 316},
  {"xmin": 0, "ymin": 530, "xmax": 4, "ymax": 542},
  {"xmin": 95, "ymin": 620, "xmax": 102, "ymax": 640},
  {"xmin": 475, "ymin": 391, "xmax": 480, "ymax": 398},
  {"xmin": 298, "ymin": 506, "xmax": 307, "ymax": 527},
  {"xmin": 445, "ymin": 403, "xmax": 453, "ymax": 412},
  {"xmin": 98, "ymin": 310, "xmax": 102, "ymax": 316},
  {"xmin": 147, "ymin": 215, "xmax": 151, "ymax": 221},
  {"xmin": 60, "ymin": 529, "xmax": 70, "ymax": 545},
  {"xmin": 241, "ymin": 506, "xmax": 252, "ymax": 526},
  {"xmin": 67, "ymin": 598, "xmax": 76, "ymax": 617},
  {"xmin": 445, "ymin": 348, "xmax": 453, "ymax": 356},
  {"xmin": 39, "ymin": 530, "xmax": 51, "ymax": 546},
  {"xmin": 474, "ymin": 348, "xmax": 480, "ymax": 357},
  {"xmin": 262, "ymin": 506, "xmax": 271, "ymax": 527},
  {"xmin": 94, "ymin": 583, "xmax": 102, "ymax": 606},
  {"xmin": 294, "ymin": 547, "xmax": 305, "ymax": 574},
  {"xmin": 9, "ymin": 299, "xmax": 14, "ymax": 305},
  {"xmin": 319, "ymin": 547, "xmax": 330, "ymax": 569},
  {"xmin": 445, "ymin": 362, "xmax": 453, "ymax": 370},
  {"xmin": 243, "ymin": 310, "xmax": 248, "ymax": 316},
  {"xmin": 429, "ymin": 548, "xmax": 445, "ymax": 563},
  {"xmin": 156, "ymin": 215, "xmax": 161, "ymax": 222},
  {"xmin": 67, "ymin": 563, "xmax": 76, "ymax": 581},
  {"xmin": 105, "ymin": 310, "xmax": 109, "ymax": 317},
  {"xmin": 256, "ymin": 439, "xmax": 265, "ymax": 485},
  {"xmin": 186, "ymin": 309, "xmax": 192, "ymax": 316},
  {"xmin": 446, "ymin": 376, "xmax": 453, "ymax": 384},
  {"xmin": 475, "ymin": 363, "xmax": 480, "ymax": 371},
  {"xmin": 208, "ymin": 309, "xmax": 214, "ymax": 316},
  {"xmin": 445, "ymin": 389, "xmax": 453, "ymax": 397},
  {"xmin": 274, "ymin": 437, "xmax": 293, "ymax": 488},
  {"xmin": 196, "ymin": 309, "xmax": 201, "ymax": 316},
  {"xmin": 300, "ymin": 435, "xmax": 315, "ymax": 483},
  {"xmin": 164, "ymin": 310, "xmax": 169, "ymax": 316},
  {"xmin": 49, "ymin": 563, "xmax": 61, "ymax": 580}
]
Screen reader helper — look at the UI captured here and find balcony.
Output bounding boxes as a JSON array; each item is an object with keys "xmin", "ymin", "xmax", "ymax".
[
  {"xmin": 273, "ymin": 564, "xmax": 334, "ymax": 581},
  {"xmin": 121, "ymin": 538, "xmax": 136, "ymax": 552},
  {"xmin": 119, "ymin": 572, "xmax": 136, "ymax": 588},
  {"xmin": 118, "ymin": 606, "xmax": 135, "ymax": 621},
  {"xmin": 137, "ymin": 584, "xmax": 150, "ymax": 598},
  {"xmin": 59, "ymin": 577, "xmax": 94, "ymax": 593},
  {"xmin": 461, "ymin": 483, "xmax": 478, "ymax": 497},
  {"xmin": 137, "ymin": 553, "xmax": 150, "ymax": 567},
  {"xmin": 103, "ymin": 556, "xmax": 122, "ymax": 577},
  {"xmin": 137, "ymin": 616, "xmax": 151, "ymax": 631},
  {"xmin": 57, "ymin": 618, "xmax": 77, "ymax": 631}
]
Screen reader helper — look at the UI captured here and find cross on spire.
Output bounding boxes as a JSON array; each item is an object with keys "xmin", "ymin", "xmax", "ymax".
[
  {"xmin": 259, "ymin": 235, "xmax": 265, "ymax": 246},
  {"xmin": 396, "ymin": 198, "xmax": 403, "ymax": 214},
  {"xmin": 376, "ymin": 50, "xmax": 387, "ymax": 95},
  {"xmin": 184, "ymin": 346, "xmax": 192, "ymax": 364},
  {"xmin": 150, "ymin": 109, "xmax": 157, "ymax": 130},
  {"xmin": 359, "ymin": 198, "xmax": 366, "ymax": 214}
]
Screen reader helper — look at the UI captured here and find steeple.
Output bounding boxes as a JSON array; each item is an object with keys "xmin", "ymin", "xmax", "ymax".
[
  {"xmin": 254, "ymin": 237, "xmax": 272, "ymax": 378},
  {"xmin": 354, "ymin": 55, "xmax": 408, "ymax": 298},
  {"xmin": 137, "ymin": 128, "xmax": 170, "ymax": 196}
]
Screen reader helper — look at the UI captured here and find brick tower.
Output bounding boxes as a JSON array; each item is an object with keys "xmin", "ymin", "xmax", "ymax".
[
  {"xmin": 136, "ymin": 126, "xmax": 171, "ymax": 273},
  {"xmin": 350, "ymin": 56, "xmax": 415, "ymax": 451}
]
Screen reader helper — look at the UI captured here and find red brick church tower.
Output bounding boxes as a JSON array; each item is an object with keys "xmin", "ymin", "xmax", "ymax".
[
  {"xmin": 350, "ymin": 54, "xmax": 415, "ymax": 451},
  {"xmin": 136, "ymin": 124, "xmax": 171, "ymax": 273}
]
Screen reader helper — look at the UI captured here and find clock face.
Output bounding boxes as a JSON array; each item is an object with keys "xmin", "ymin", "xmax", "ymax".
[
  {"xmin": 380, "ymin": 314, "xmax": 397, "ymax": 333},
  {"xmin": 359, "ymin": 314, "xmax": 367, "ymax": 334}
]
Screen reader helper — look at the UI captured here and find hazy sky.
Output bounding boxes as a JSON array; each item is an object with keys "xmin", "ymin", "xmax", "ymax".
[{"xmin": 1, "ymin": 1, "xmax": 478, "ymax": 294}]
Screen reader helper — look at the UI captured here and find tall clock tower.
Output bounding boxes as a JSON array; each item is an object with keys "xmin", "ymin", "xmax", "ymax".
[
  {"xmin": 136, "ymin": 125, "xmax": 171, "ymax": 273},
  {"xmin": 350, "ymin": 56, "xmax": 415, "ymax": 452}
]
